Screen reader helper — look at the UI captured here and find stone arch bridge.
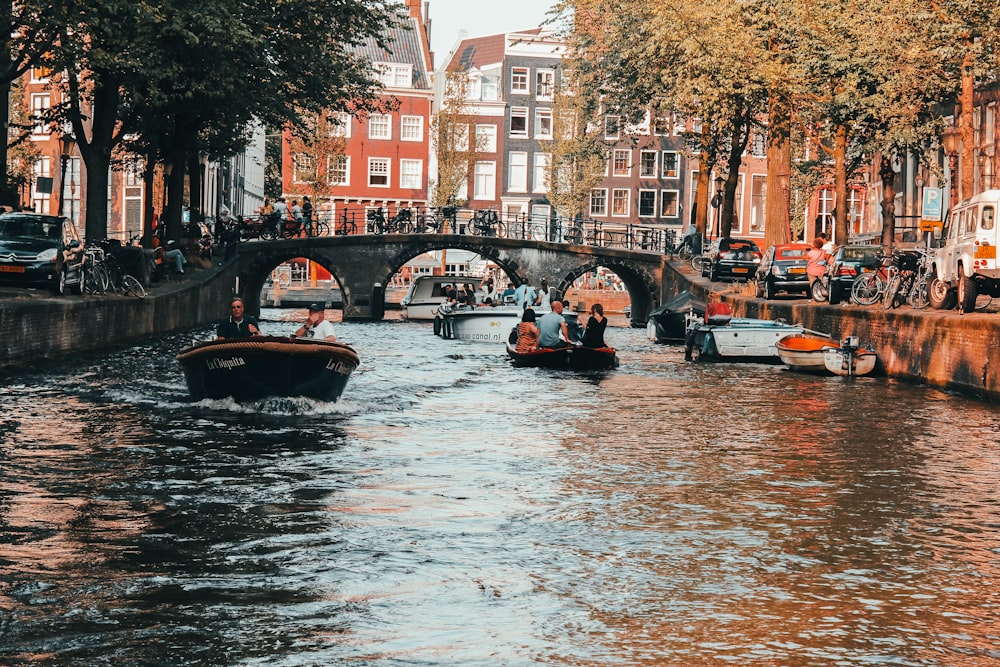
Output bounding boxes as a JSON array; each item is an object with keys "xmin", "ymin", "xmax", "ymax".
[{"xmin": 233, "ymin": 234, "xmax": 669, "ymax": 324}]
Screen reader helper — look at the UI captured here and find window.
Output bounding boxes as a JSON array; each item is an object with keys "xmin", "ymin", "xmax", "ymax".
[
  {"xmin": 328, "ymin": 155, "xmax": 350, "ymax": 186},
  {"xmin": 368, "ymin": 157, "xmax": 390, "ymax": 187},
  {"xmin": 536, "ymin": 69, "xmax": 555, "ymax": 100},
  {"xmin": 533, "ymin": 153, "xmax": 550, "ymax": 193},
  {"xmin": 30, "ymin": 66, "xmax": 51, "ymax": 83},
  {"xmin": 293, "ymin": 153, "xmax": 316, "ymax": 183},
  {"xmin": 401, "ymin": 116, "xmax": 423, "ymax": 141},
  {"xmin": 611, "ymin": 189, "xmax": 630, "ymax": 216},
  {"xmin": 751, "ymin": 128, "xmax": 766, "ymax": 158},
  {"xmin": 482, "ymin": 76, "xmax": 499, "ymax": 101},
  {"xmin": 330, "ymin": 111, "xmax": 352, "ymax": 138},
  {"xmin": 31, "ymin": 93, "xmax": 50, "ymax": 136},
  {"xmin": 375, "ymin": 62, "xmax": 413, "ymax": 88},
  {"xmin": 535, "ymin": 109, "xmax": 553, "ymax": 139},
  {"xmin": 750, "ymin": 175, "xmax": 766, "ymax": 232},
  {"xmin": 661, "ymin": 151, "xmax": 679, "ymax": 178},
  {"xmin": 369, "ymin": 114, "xmax": 391, "ymax": 140},
  {"xmin": 511, "ymin": 67, "xmax": 529, "ymax": 94},
  {"xmin": 400, "ymin": 159, "xmax": 422, "ymax": 188},
  {"xmin": 660, "ymin": 189, "xmax": 679, "ymax": 218},
  {"xmin": 652, "ymin": 115, "xmax": 670, "ymax": 136},
  {"xmin": 612, "ymin": 149, "xmax": 631, "ymax": 177},
  {"xmin": 474, "ymin": 161, "xmax": 496, "ymax": 200},
  {"xmin": 32, "ymin": 157, "xmax": 51, "ymax": 214},
  {"xmin": 456, "ymin": 123, "xmax": 470, "ymax": 151},
  {"xmin": 605, "ymin": 115, "xmax": 620, "ymax": 139},
  {"xmin": 124, "ymin": 159, "xmax": 143, "ymax": 187},
  {"xmin": 508, "ymin": 151, "xmax": 528, "ymax": 192},
  {"xmin": 639, "ymin": 151, "xmax": 657, "ymax": 178},
  {"xmin": 847, "ymin": 187, "xmax": 863, "ymax": 228},
  {"xmin": 510, "ymin": 108, "xmax": 528, "ymax": 137},
  {"xmin": 476, "ymin": 124, "xmax": 497, "ymax": 152},
  {"xmin": 590, "ymin": 189, "xmax": 608, "ymax": 217},
  {"xmin": 638, "ymin": 190, "xmax": 656, "ymax": 217}
]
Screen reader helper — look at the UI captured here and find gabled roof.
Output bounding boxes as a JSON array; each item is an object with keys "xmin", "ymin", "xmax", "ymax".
[
  {"xmin": 450, "ymin": 28, "xmax": 543, "ymax": 71},
  {"xmin": 355, "ymin": 10, "xmax": 433, "ymax": 90}
]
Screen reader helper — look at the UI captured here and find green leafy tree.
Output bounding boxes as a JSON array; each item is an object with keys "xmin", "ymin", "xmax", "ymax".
[
  {"xmin": 430, "ymin": 70, "xmax": 486, "ymax": 219},
  {"xmin": 546, "ymin": 72, "xmax": 606, "ymax": 220}
]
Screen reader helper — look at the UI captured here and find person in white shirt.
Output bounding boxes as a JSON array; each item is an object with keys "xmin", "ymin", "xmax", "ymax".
[{"xmin": 296, "ymin": 303, "xmax": 337, "ymax": 341}]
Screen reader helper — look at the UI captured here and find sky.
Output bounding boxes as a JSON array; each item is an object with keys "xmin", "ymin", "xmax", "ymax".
[{"xmin": 422, "ymin": 0, "xmax": 558, "ymax": 61}]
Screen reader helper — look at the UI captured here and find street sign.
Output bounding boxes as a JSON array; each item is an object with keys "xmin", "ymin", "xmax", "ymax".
[{"xmin": 920, "ymin": 187, "xmax": 944, "ymax": 231}]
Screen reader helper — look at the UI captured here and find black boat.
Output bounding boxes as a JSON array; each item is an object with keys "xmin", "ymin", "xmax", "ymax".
[
  {"xmin": 646, "ymin": 290, "xmax": 706, "ymax": 343},
  {"xmin": 176, "ymin": 336, "xmax": 359, "ymax": 401},
  {"xmin": 505, "ymin": 328, "xmax": 618, "ymax": 370}
]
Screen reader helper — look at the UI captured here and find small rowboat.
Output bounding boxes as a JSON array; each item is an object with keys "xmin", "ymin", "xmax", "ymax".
[
  {"xmin": 776, "ymin": 333, "xmax": 838, "ymax": 373},
  {"xmin": 506, "ymin": 326, "xmax": 618, "ymax": 370},
  {"xmin": 177, "ymin": 336, "xmax": 359, "ymax": 401},
  {"xmin": 823, "ymin": 338, "xmax": 877, "ymax": 377}
]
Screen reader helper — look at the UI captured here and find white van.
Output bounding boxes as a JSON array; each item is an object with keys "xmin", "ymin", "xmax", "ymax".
[{"xmin": 929, "ymin": 189, "xmax": 1000, "ymax": 311}]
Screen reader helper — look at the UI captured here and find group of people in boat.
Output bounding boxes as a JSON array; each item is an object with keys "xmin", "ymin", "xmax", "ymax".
[
  {"xmin": 216, "ymin": 297, "xmax": 337, "ymax": 342},
  {"xmin": 514, "ymin": 301, "xmax": 608, "ymax": 354},
  {"xmin": 442, "ymin": 277, "xmax": 556, "ymax": 310}
]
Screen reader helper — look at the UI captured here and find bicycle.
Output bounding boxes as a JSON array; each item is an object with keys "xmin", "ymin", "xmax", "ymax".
[
  {"xmin": 82, "ymin": 247, "xmax": 109, "ymax": 294},
  {"xmin": 336, "ymin": 210, "xmax": 358, "ymax": 236},
  {"xmin": 468, "ymin": 208, "xmax": 502, "ymax": 236},
  {"xmin": 303, "ymin": 217, "xmax": 329, "ymax": 238},
  {"xmin": 104, "ymin": 252, "xmax": 147, "ymax": 298},
  {"xmin": 882, "ymin": 250, "xmax": 924, "ymax": 309},
  {"xmin": 367, "ymin": 207, "xmax": 387, "ymax": 234},
  {"xmin": 850, "ymin": 252, "xmax": 891, "ymax": 305}
]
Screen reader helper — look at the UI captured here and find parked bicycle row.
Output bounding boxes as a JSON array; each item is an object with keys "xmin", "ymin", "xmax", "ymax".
[{"xmin": 215, "ymin": 206, "xmax": 673, "ymax": 253}]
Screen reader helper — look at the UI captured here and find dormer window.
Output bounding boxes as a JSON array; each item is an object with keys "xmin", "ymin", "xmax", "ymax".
[{"xmin": 375, "ymin": 62, "xmax": 413, "ymax": 89}]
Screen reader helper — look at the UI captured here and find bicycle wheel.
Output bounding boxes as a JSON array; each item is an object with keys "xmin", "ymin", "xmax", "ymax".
[
  {"xmin": 85, "ymin": 262, "xmax": 109, "ymax": 294},
  {"xmin": 565, "ymin": 228, "xmax": 583, "ymax": 244},
  {"xmin": 851, "ymin": 272, "xmax": 882, "ymax": 305},
  {"xmin": 678, "ymin": 245, "xmax": 693, "ymax": 261},
  {"xmin": 122, "ymin": 274, "xmax": 147, "ymax": 298},
  {"xmin": 314, "ymin": 222, "xmax": 330, "ymax": 237},
  {"xmin": 882, "ymin": 275, "xmax": 901, "ymax": 309},
  {"xmin": 690, "ymin": 254, "xmax": 704, "ymax": 271},
  {"xmin": 908, "ymin": 276, "xmax": 929, "ymax": 309}
]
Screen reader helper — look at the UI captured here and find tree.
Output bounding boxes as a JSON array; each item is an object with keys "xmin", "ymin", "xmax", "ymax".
[
  {"xmin": 285, "ymin": 111, "xmax": 349, "ymax": 214},
  {"xmin": 546, "ymin": 73, "xmax": 606, "ymax": 220},
  {"xmin": 430, "ymin": 70, "xmax": 486, "ymax": 218}
]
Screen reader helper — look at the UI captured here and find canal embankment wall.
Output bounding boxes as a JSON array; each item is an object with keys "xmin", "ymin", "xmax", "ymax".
[
  {"xmin": 664, "ymin": 262, "xmax": 1000, "ymax": 401},
  {"xmin": 0, "ymin": 262, "xmax": 240, "ymax": 371}
]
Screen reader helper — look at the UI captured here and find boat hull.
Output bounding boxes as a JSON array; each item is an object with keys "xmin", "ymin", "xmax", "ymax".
[
  {"xmin": 824, "ymin": 348, "xmax": 877, "ymax": 376},
  {"xmin": 647, "ymin": 291, "xmax": 706, "ymax": 343},
  {"xmin": 506, "ymin": 342, "xmax": 619, "ymax": 370},
  {"xmin": 776, "ymin": 334, "xmax": 838, "ymax": 372},
  {"xmin": 439, "ymin": 307, "xmax": 525, "ymax": 342},
  {"xmin": 686, "ymin": 318, "xmax": 804, "ymax": 361},
  {"xmin": 176, "ymin": 336, "xmax": 359, "ymax": 401}
]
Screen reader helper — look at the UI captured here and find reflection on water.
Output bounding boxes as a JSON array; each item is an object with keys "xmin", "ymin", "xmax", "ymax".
[{"xmin": 1, "ymin": 311, "xmax": 999, "ymax": 666}]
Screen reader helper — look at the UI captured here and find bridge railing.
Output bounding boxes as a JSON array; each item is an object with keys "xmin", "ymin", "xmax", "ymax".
[{"xmin": 293, "ymin": 206, "xmax": 676, "ymax": 254}]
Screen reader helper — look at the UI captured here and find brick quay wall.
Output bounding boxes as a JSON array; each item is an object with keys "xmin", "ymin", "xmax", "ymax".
[
  {"xmin": 0, "ymin": 263, "xmax": 240, "ymax": 371},
  {"xmin": 665, "ymin": 262, "xmax": 1000, "ymax": 401}
]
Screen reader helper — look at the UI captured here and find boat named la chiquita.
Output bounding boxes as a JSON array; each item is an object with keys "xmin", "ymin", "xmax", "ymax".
[
  {"xmin": 684, "ymin": 312, "xmax": 804, "ymax": 362},
  {"xmin": 435, "ymin": 302, "xmax": 543, "ymax": 342},
  {"xmin": 505, "ymin": 327, "xmax": 619, "ymax": 371},
  {"xmin": 176, "ymin": 336, "xmax": 360, "ymax": 402},
  {"xmin": 776, "ymin": 333, "xmax": 877, "ymax": 376}
]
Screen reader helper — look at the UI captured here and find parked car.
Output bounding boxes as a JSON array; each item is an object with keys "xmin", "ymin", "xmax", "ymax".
[
  {"xmin": 826, "ymin": 244, "xmax": 883, "ymax": 304},
  {"xmin": 754, "ymin": 243, "xmax": 811, "ymax": 299},
  {"xmin": 929, "ymin": 190, "xmax": 1000, "ymax": 311},
  {"xmin": 700, "ymin": 237, "xmax": 762, "ymax": 281},
  {"xmin": 0, "ymin": 212, "xmax": 86, "ymax": 294}
]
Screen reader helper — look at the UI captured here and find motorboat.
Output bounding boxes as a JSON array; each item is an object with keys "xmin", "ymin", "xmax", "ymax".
[
  {"xmin": 435, "ymin": 303, "xmax": 534, "ymax": 342},
  {"xmin": 647, "ymin": 290, "xmax": 706, "ymax": 343},
  {"xmin": 176, "ymin": 336, "xmax": 359, "ymax": 401},
  {"xmin": 823, "ymin": 337, "xmax": 877, "ymax": 376},
  {"xmin": 505, "ymin": 327, "xmax": 618, "ymax": 370},
  {"xmin": 400, "ymin": 275, "xmax": 467, "ymax": 320},
  {"xmin": 685, "ymin": 316, "xmax": 804, "ymax": 362},
  {"xmin": 776, "ymin": 333, "xmax": 839, "ymax": 372}
]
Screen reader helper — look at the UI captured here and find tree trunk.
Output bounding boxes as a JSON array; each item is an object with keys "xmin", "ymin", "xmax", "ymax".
[
  {"xmin": 76, "ymin": 76, "xmax": 122, "ymax": 242},
  {"xmin": 959, "ymin": 50, "xmax": 975, "ymax": 202},
  {"xmin": 879, "ymin": 155, "xmax": 896, "ymax": 247},
  {"xmin": 142, "ymin": 156, "xmax": 156, "ymax": 248},
  {"xmin": 165, "ymin": 162, "xmax": 185, "ymax": 242},
  {"xmin": 833, "ymin": 124, "xmax": 849, "ymax": 244},
  {"xmin": 765, "ymin": 96, "xmax": 792, "ymax": 246}
]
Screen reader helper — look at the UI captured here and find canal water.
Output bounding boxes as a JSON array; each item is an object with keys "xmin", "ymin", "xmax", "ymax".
[{"xmin": 1, "ymin": 311, "xmax": 999, "ymax": 666}]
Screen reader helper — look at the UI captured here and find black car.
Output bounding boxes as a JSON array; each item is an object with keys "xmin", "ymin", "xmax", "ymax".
[
  {"xmin": 700, "ymin": 237, "xmax": 762, "ymax": 281},
  {"xmin": 754, "ymin": 243, "xmax": 812, "ymax": 299},
  {"xmin": 0, "ymin": 212, "xmax": 86, "ymax": 294},
  {"xmin": 828, "ymin": 244, "xmax": 883, "ymax": 304}
]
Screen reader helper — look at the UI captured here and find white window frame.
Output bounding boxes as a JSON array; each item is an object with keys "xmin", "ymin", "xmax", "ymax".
[
  {"xmin": 611, "ymin": 188, "xmax": 630, "ymax": 217},
  {"xmin": 400, "ymin": 159, "xmax": 422, "ymax": 189},
  {"xmin": 474, "ymin": 161, "xmax": 496, "ymax": 200},
  {"xmin": 328, "ymin": 154, "xmax": 350, "ymax": 186},
  {"xmin": 612, "ymin": 149, "xmax": 631, "ymax": 177},
  {"xmin": 369, "ymin": 114, "xmax": 392, "ymax": 140},
  {"xmin": 639, "ymin": 150, "xmax": 658, "ymax": 178},
  {"xmin": 375, "ymin": 62, "xmax": 413, "ymax": 88},
  {"xmin": 660, "ymin": 189, "xmax": 679, "ymax": 218},
  {"xmin": 605, "ymin": 115, "xmax": 620, "ymax": 140},
  {"xmin": 476, "ymin": 124, "xmax": 497, "ymax": 153},
  {"xmin": 330, "ymin": 111, "xmax": 352, "ymax": 138},
  {"xmin": 590, "ymin": 188, "xmax": 608, "ymax": 217},
  {"xmin": 661, "ymin": 151, "xmax": 679, "ymax": 178},
  {"xmin": 533, "ymin": 153, "xmax": 550, "ymax": 193},
  {"xmin": 510, "ymin": 107, "xmax": 529, "ymax": 137},
  {"xmin": 638, "ymin": 189, "xmax": 657, "ymax": 217},
  {"xmin": 535, "ymin": 69, "xmax": 555, "ymax": 100},
  {"xmin": 368, "ymin": 157, "xmax": 390, "ymax": 187},
  {"xmin": 293, "ymin": 153, "xmax": 316, "ymax": 184},
  {"xmin": 511, "ymin": 67, "xmax": 529, "ymax": 95},
  {"xmin": 534, "ymin": 108, "xmax": 553, "ymax": 139},
  {"xmin": 400, "ymin": 115, "xmax": 423, "ymax": 142},
  {"xmin": 508, "ymin": 151, "xmax": 528, "ymax": 193},
  {"xmin": 31, "ymin": 93, "xmax": 50, "ymax": 136}
]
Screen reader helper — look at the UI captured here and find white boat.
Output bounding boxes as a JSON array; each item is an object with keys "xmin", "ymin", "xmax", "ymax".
[
  {"xmin": 823, "ymin": 337, "xmax": 877, "ymax": 376},
  {"xmin": 685, "ymin": 317, "xmax": 805, "ymax": 361},
  {"xmin": 401, "ymin": 276, "xmax": 467, "ymax": 320},
  {"xmin": 436, "ymin": 304, "xmax": 532, "ymax": 342},
  {"xmin": 776, "ymin": 333, "xmax": 839, "ymax": 372}
]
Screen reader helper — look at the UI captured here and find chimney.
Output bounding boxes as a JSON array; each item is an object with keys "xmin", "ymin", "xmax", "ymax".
[{"xmin": 405, "ymin": 0, "xmax": 422, "ymax": 20}]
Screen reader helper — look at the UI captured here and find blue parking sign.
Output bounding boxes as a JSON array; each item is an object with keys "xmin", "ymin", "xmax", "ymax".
[{"xmin": 921, "ymin": 187, "xmax": 943, "ymax": 231}]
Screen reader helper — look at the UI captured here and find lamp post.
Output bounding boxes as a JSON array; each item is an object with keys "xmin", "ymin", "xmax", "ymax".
[
  {"xmin": 711, "ymin": 174, "xmax": 724, "ymax": 238},
  {"xmin": 942, "ymin": 125, "xmax": 960, "ymax": 208},
  {"xmin": 57, "ymin": 134, "xmax": 75, "ymax": 217}
]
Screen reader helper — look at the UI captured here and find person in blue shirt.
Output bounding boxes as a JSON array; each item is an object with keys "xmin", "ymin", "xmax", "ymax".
[
  {"xmin": 537, "ymin": 300, "xmax": 571, "ymax": 349},
  {"xmin": 514, "ymin": 282, "xmax": 536, "ymax": 309}
]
